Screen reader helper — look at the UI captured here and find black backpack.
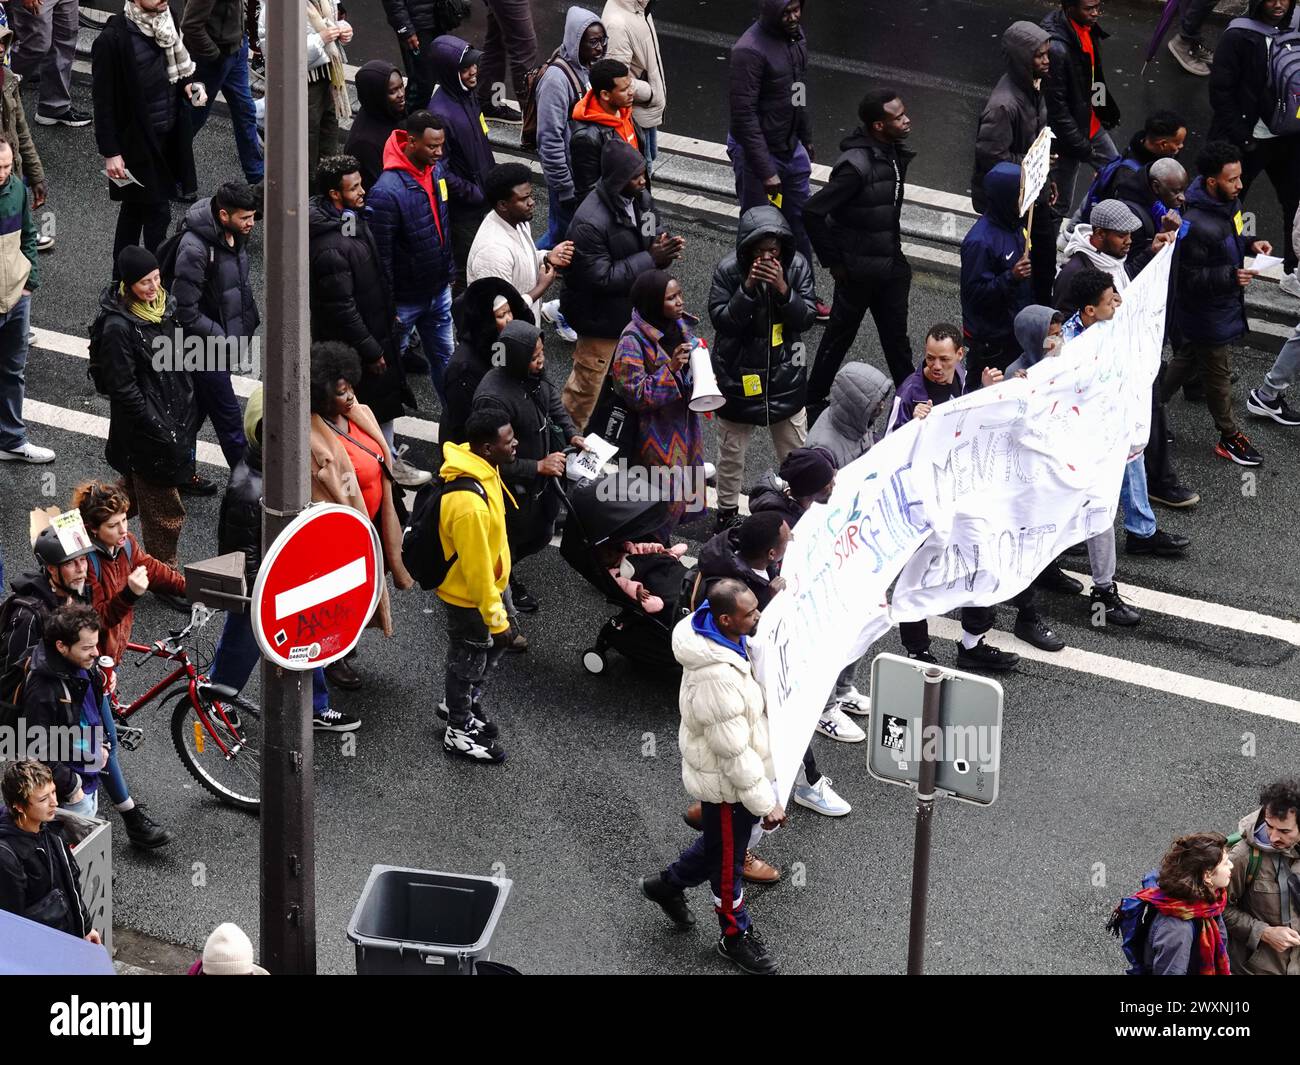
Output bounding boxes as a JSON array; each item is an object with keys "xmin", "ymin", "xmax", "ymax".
[
  {"xmin": 1228, "ymin": 14, "xmax": 1300, "ymax": 136},
  {"xmin": 401, "ymin": 476, "xmax": 489, "ymax": 590},
  {"xmin": 0, "ymin": 591, "xmax": 46, "ymax": 710},
  {"xmin": 519, "ymin": 47, "xmax": 584, "ymax": 152}
]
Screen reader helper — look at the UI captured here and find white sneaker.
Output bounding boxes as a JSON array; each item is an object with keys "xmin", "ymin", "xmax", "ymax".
[
  {"xmin": 836, "ymin": 685, "xmax": 871, "ymax": 717},
  {"xmin": 1279, "ymin": 272, "xmax": 1300, "ymax": 300},
  {"xmin": 0, "ymin": 441, "xmax": 55, "ymax": 464},
  {"xmin": 541, "ymin": 298, "xmax": 577, "ymax": 342},
  {"xmin": 815, "ymin": 704, "xmax": 866, "ymax": 743},
  {"xmin": 793, "ymin": 774, "xmax": 851, "ymax": 817},
  {"xmin": 36, "ymin": 232, "xmax": 54, "ymax": 253},
  {"xmin": 389, "ymin": 446, "xmax": 433, "ymax": 488},
  {"xmin": 703, "ymin": 461, "xmax": 717, "ymax": 484}
]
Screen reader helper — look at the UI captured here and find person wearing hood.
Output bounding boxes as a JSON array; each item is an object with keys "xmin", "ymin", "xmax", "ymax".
[
  {"xmin": 435, "ymin": 409, "xmax": 520, "ymax": 764},
  {"xmin": 380, "ymin": 0, "xmax": 469, "ymax": 119},
  {"xmin": 804, "ymin": 90, "xmax": 915, "ymax": 411},
  {"xmin": 473, "ymin": 319, "xmax": 583, "ymax": 614},
  {"xmin": 182, "ymin": 0, "xmax": 264, "ymax": 186},
  {"xmin": 444, "ymin": 278, "xmax": 532, "ymax": 445},
  {"xmin": 90, "ymin": 246, "xmax": 204, "ymax": 566},
  {"xmin": 727, "ymin": 0, "xmax": 828, "ymax": 320},
  {"xmin": 640, "ymin": 580, "xmax": 785, "ymax": 975},
  {"xmin": 960, "ymin": 162, "xmax": 1035, "ymax": 383},
  {"xmin": 611, "ymin": 270, "xmax": 705, "ymax": 539},
  {"xmin": 172, "ymin": 181, "xmax": 260, "ymax": 472},
  {"xmin": 367, "ymin": 112, "xmax": 456, "ymax": 407},
  {"xmin": 309, "ymin": 154, "xmax": 427, "ymax": 488},
  {"xmin": 972, "ymin": 20, "xmax": 1057, "ymax": 306},
  {"xmin": 0, "ymin": 761, "xmax": 100, "ymax": 946},
  {"xmin": 1040, "ymin": 1, "xmax": 1121, "ymax": 230},
  {"xmin": 257, "ymin": 2, "xmax": 352, "ymax": 179},
  {"xmin": 1163, "ymin": 141, "xmax": 1275, "ymax": 468},
  {"xmin": 207, "ymin": 388, "xmax": 355, "ymax": 732},
  {"xmin": 92, "ymin": 0, "xmax": 202, "ymax": 266},
  {"xmin": 346, "ymin": 60, "xmax": 407, "ymax": 191},
  {"xmin": 560, "ymin": 138, "xmax": 682, "ymax": 430},
  {"xmin": 1209, "ymin": 0, "xmax": 1300, "ymax": 275},
  {"xmin": 1225, "ymin": 778, "xmax": 1300, "ymax": 975},
  {"xmin": 536, "ymin": 7, "xmax": 607, "ymax": 249},
  {"xmin": 427, "ymin": 35, "xmax": 498, "ymax": 282},
  {"xmin": 601, "ymin": 0, "xmax": 666, "ymax": 160},
  {"xmin": 805, "ymin": 361, "xmax": 892, "ymax": 471},
  {"xmin": 708, "ymin": 204, "xmax": 816, "ymax": 534},
  {"xmin": 569, "ymin": 58, "xmax": 645, "ymax": 208}
]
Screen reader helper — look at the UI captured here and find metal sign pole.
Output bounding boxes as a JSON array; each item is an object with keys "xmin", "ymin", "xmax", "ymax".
[
  {"xmin": 260, "ymin": 0, "xmax": 315, "ymax": 974},
  {"xmin": 906, "ymin": 666, "xmax": 944, "ymax": 975}
]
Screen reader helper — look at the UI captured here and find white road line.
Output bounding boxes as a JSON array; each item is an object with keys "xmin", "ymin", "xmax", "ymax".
[
  {"xmin": 929, "ymin": 617, "xmax": 1300, "ymax": 725},
  {"xmin": 22, "ymin": 399, "xmax": 229, "ymax": 469}
]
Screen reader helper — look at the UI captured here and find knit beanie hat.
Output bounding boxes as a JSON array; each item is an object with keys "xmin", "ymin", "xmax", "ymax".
[
  {"xmin": 780, "ymin": 446, "xmax": 836, "ymax": 497},
  {"xmin": 201, "ymin": 923, "xmax": 269, "ymax": 976},
  {"xmin": 117, "ymin": 245, "xmax": 159, "ymax": 287}
]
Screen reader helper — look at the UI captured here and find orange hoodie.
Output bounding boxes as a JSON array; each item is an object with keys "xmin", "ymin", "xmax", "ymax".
[
  {"xmin": 571, "ymin": 90, "xmax": 639, "ymax": 150},
  {"xmin": 381, "ymin": 129, "xmax": 445, "ymax": 245}
]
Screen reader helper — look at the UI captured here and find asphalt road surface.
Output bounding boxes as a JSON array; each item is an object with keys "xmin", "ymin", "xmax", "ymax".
[{"xmin": 6, "ymin": 5, "xmax": 1298, "ymax": 975}]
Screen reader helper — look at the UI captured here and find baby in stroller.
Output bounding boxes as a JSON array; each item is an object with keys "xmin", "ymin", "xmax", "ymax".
[{"xmin": 595, "ymin": 541, "xmax": 689, "ymax": 614}]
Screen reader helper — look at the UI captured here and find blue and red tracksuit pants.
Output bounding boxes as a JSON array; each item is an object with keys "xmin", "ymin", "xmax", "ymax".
[{"xmin": 663, "ymin": 801, "xmax": 761, "ymax": 937}]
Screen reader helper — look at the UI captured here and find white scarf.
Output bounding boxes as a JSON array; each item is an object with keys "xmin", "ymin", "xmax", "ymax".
[{"xmin": 123, "ymin": 1, "xmax": 196, "ymax": 84}]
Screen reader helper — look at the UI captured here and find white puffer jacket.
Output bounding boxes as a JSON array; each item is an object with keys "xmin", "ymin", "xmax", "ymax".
[{"xmin": 672, "ymin": 609, "xmax": 775, "ymax": 817}]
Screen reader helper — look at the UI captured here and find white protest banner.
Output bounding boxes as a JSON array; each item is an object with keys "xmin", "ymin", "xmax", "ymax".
[
  {"xmin": 751, "ymin": 245, "xmax": 1172, "ymax": 804},
  {"xmin": 1018, "ymin": 126, "xmax": 1054, "ymax": 217}
]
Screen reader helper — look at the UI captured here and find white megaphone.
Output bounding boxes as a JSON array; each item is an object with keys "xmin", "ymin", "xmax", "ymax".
[{"xmin": 688, "ymin": 338, "xmax": 726, "ymax": 413}]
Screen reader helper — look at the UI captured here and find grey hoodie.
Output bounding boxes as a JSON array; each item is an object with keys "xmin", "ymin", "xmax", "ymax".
[
  {"xmin": 805, "ymin": 362, "xmax": 892, "ymax": 469},
  {"xmin": 537, "ymin": 7, "xmax": 603, "ymax": 203},
  {"xmin": 1005, "ymin": 305, "xmax": 1060, "ymax": 376}
]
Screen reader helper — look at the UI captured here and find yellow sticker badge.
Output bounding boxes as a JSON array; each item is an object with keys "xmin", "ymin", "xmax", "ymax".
[
  {"xmin": 438, "ymin": 177, "xmax": 449, "ymax": 202},
  {"xmin": 767, "ymin": 192, "xmax": 783, "ymax": 209},
  {"xmin": 1234, "ymin": 210, "xmax": 1244, "ymax": 235},
  {"xmin": 771, "ymin": 323, "xmax": 784, "ymax": 347},
  {"xmin": 480, "ymin": 112, "xmax": 490, "ymax": 134},
  {"xmin": 742, "ymin": 374, "xmax": 763, "ymax": 397}
]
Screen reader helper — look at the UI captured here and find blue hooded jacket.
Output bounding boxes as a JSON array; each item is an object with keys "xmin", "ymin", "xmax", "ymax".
[
  {"xmin": 426, "ymin": 35, "xmax": 496, "ymax": 208},
  {"xmin": 960, "ymin": 162, "xmax": 1032, "ymax": 344},
  {"xmin": 690, "ymin": 599, "xmax": 749, "ymax": 660}
]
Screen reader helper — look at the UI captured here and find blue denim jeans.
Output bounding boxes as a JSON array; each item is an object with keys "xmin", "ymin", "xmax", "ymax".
[
  {"xmin": 537, "ymin": 185, "xmax": 575, "ymax": 250},
  {"xmin": 0, "ymin": 294, "xmax": 32, "ymax": 451},
  {"xmin": 210, "ymin": 611, "xmax": 329, "ymax": 713},
  {"xmin": 190, "ymin": 38, "xmax": 265, "ymax": 184},
  {"xmin": 1120, "ymin": 456, "xmax": 1158, "ymax": 538},
  {"xmin": 642, "ymin": 126, "xmax": 658, "ymax": 164},
  {"xmin": 727, "ymin": 136, "xmax": 815, "ymax": 267},
  {"xmin": 397, "ymin": 286, "xmax": 455, "ymax": 407}
]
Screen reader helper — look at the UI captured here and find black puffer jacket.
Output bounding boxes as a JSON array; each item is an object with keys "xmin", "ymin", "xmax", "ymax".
[
  {"xmin": 346, "ymin": 61, "xmax": 405, "ymax": 190},
  {"xmin": 217, "ymin": 441, "xmax": 263, "ymax": 588},
  {"xmin": 443, "ymin": 278, "xmax": 533, "ymax": 445},
  {"xmin": 745, "ymin": 469, "xmax": 806, "ymax": 527},
  {"xmin": 972, "ymin": 21, "xmax": 1050, "ymax": 214},
  {"xmin": 708, "ymin": 205, "xmax": 817, "ymax": 426},
  {"xmin": 0, "ymin": 571, "xmax": 76, "ymax": 705},
  {"xmin": 0, "ymin": 810, "xmax": 91, "ymax": 940},
  {"xmin": 570, "ymin": 117, "xmax": 649, "ymax": 210},
  {"xmin": 173, "ymin": 198, "xmax": 261, "ymax": 341},
  {"xmin": 804, "ymin": 129, "xmax": 913, "ymax": 283},
  {"xmin": 1209, "ymin": 0, "xmax": 1299, "ymax": 146},
  {"xmin": 1040, "ymin": 8, "xmax": 1120, "ymax": 162},
  {"xmin": 308, "ymin": 196, "xmax": 414, "ymax": 424},
  {"xmin": 728, "ymin": 0, "xmax": 813, "ymax": 180},
  {"xmin": 381, "ymin": 0, "xmax": 468, "ymax": 35},
  {"xmin": 560, "ymin": 139, "xmax": 661, "ymax": 339},
  {"xmin": 19, "ymin": 641, "xmax": 107, "ymax": 804},
  {"xmin": 90, "ymin": 284, "xmax": 199, "ymax": 488}
]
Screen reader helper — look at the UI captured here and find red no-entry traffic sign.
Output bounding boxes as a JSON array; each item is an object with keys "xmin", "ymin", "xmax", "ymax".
[{"xmin": 251, "ymin": 503, "xmax": 383, "ymax": 671}]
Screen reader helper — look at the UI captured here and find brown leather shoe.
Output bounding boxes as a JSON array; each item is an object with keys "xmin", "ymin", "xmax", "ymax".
[
  {"xmin": 505, "ymin": 625, "xmax": 529, "ymax": 653},
  {"xmin": 323, "ymin": 658, "xmax": 362, "ymax": 691},
  {"xmin": 742, "ymin": 851, "xmax": 780, "ymax": 884},
  {"xmin": 682, "ymin": 802, "xmax": 703, "ymax": 831}
]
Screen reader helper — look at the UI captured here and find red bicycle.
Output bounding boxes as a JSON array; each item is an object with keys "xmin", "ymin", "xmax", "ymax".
[{"xmin": 106, "ymin": 604, "xmax": 262, "ymax": 812}]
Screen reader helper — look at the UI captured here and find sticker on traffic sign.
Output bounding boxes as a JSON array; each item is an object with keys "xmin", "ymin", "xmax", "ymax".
[{"xmin": 251, "ymin": 503, "xmax": 383, "ymax": 671}]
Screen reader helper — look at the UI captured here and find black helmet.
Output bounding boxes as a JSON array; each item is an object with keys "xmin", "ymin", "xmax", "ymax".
[{"xmin": 33, "ymin": 526, "xmax": 96, "ymax": 568}]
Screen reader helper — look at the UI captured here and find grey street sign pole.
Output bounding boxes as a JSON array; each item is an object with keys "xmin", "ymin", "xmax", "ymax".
[
  {"xmin": 905, "ymin": 666, "xmax": 943, "ymax": 976},
  {"xmin": 260, "ymin": 1, "xmax": 316, "ymax": 974}
]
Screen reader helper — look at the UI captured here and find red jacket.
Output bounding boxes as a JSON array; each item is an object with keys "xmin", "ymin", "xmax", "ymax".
[{"xmin": 86, "ymin": 533, "xmax": 186, "ymax": 662}]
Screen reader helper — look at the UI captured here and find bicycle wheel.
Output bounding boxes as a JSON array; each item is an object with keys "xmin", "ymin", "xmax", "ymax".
[{"xmin": 169, "ymin": 687, "xmax": 262, "ymax": 812}]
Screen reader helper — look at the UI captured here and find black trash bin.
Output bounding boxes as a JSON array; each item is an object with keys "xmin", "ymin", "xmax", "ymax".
[{"xmin": 346, "ymin": 865, "xmax": 513, "ymax": 975}]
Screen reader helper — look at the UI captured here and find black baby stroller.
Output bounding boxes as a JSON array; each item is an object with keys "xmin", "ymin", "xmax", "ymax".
[{"xmin": 560, "ymin": 471, "xmax": 694, "ymax": 675}]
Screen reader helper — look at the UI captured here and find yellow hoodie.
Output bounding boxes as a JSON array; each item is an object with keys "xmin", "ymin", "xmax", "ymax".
[{"xmin": 435, "ymin": 441, "xmax": 516, "ymax": 634}]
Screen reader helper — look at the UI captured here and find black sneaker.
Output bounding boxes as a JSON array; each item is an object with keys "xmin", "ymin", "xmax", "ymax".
[
  {"xmin": 1013, "ymin": 611, "xmax": 1065, "ymax": 652},
  {"xmin": 1148, "ymin": 483, "xmax": 1200, "ymax": 508},
  {"xmin": 639, "ymin": 874, "xmax": 695, "ymax": 929},
  {"xmin": 435, "ymin": 701, "xmax": 500, "ymax": 739},
  {"xmin": 120, "ymin": 804, "xmax": 172, "ymax": 849},
  {"xmin": 1247, "ymin": 388, "xmax": 1300, "ymax": 426},
  {"xmin": 313, "ymin": 707, "xmax": 361, "ymax": 732},
  {"xmin": 955, "ymin": 638, "xmax": 1020, "ymax": 672},
  {"xmin": 717, "ymin": 928, "xmax": 777, "ymax": 975},
  {"xmin": 481, "ymin": 101, "xmax": 523, "ymax": 124},
  {"xmin": 1032, "ymin": 563, "xmax": 1084, "ymax": 595},
  {"xmin": 36, "ymin": 107, "xmax": 92, "ymax": 127},
  {"xmin": 443, "ymin": 723, "xmax": 506, "ymax": 763},
  {"xmin": 906, "ymin": 650, "xmax": 938, "ymax": 665},
  {"xmin": 510, "ymin": 578, "xmax": 539, "ymax": 613},
  {"xmin": 1089, "ymin": 583, "xmax": 1140, "ymax": 627},
  {"xmin": 714, "ymin": 506, "xmax": 741, "ymax": 535},
  {"xmin": 178, "ymin": 473, "xmax": 219, "ymax": 496},
  {"xmin": 1214, "ymin": 431, "xmax": 1263, "ymax": 467},
  {"xmin": 1125, "ymin": 528, "xmax": 1190, "ymax": 557}
]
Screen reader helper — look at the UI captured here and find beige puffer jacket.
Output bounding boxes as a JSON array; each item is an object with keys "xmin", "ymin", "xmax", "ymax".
[
  {"xmin": 672, "ymin": 610, "xmax": 775, "ymax": 817},
  {"xmin": 601, "ymin": 0, "xmax": 667, "ymax": 130}
]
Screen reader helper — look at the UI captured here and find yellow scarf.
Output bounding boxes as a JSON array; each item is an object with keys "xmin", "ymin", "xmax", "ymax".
[{"xmin": 121, "ymin": 282, "xmax": 168, "ymax": 324}]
